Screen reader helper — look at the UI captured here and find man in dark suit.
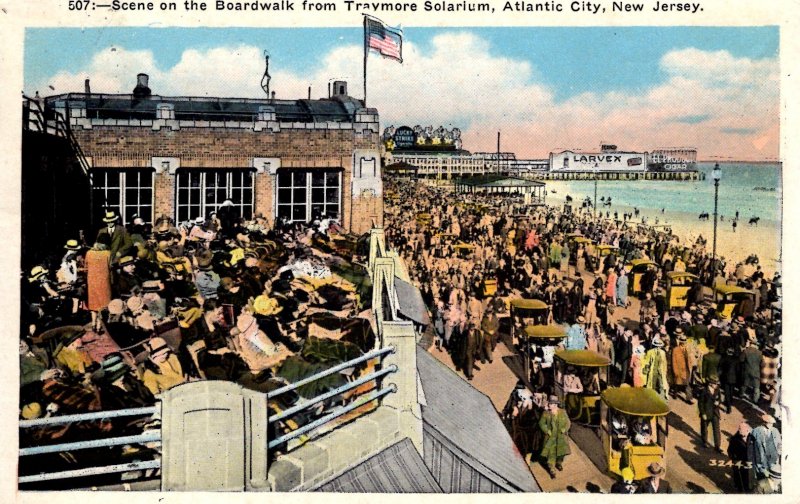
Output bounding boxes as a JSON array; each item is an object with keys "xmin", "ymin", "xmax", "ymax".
[
  {"xmin": 741, "ymin": 334, "xmax": 762, "ymax": 403},
  {"xmin": 637, "ymin": 462, "xmax": 672, "ymax": 493},
  {"xmin": 699, "ymin": 377, "xmax": 722, "ymax": 452},
  {"xmin": 720, "ymin": 346, "xmax": 738, "ymax": 413},
  {"xmin": 701, "ymin": 346, "xmax": 722, "ymax": 383},
  {"xmin": 96, "ymin": 210, "xmax": 134, "ymax": 263}
]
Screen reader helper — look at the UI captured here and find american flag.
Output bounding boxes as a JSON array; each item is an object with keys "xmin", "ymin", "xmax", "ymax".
[{"xmin": 365, "ymin": 16, "xmax": 403, "ymax": 63}]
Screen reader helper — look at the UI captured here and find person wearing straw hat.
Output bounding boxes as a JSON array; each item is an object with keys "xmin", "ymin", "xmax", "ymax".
[
  {"xmin": 24, "ymin": 266, "xmax": 60, "ymax": 323},
  {"xmin": 57, "ymin": 239, "xmax": 82, "ymax": 287},
  {"xmin": 538, "ymin": 395, "xmax": 571, "ymax": 478},
  {"xmin": 637, "ymin": 462, "xmax": 671, "ymax": 493},
  {"xmin": 189, "ymin": 215, "xmax": 216, "ymax": 244},
  {"xmin": 194, "ymin": 249, "xmax": 220, "ymax": 300},
  {"xmin": 114, "ymin": 255, "xmax": 141, "ymax": 298},
  {"xmin": 96, "ymin": 210, "xmax": 133, "ymax": 263}
]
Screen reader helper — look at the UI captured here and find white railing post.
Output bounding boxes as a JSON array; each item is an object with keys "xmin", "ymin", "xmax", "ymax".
[
  {"xmin": 381, "ymin": 321, "xmax": 423, "ymax": 454},
  {"xmin": 160, "ymin": 381, "xmax": 268, "ymax": 491}
]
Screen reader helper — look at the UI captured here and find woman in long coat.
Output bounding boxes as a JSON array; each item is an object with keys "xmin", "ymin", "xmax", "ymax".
[
  {"xmin": 616, "ymin": 270, "xmax": 629, "ymax": 307},
  {"xmin": 86, "ymin": 235, "xmax": 112, "ymax": 331},
  {"xmin": 606, "ymin": 268, "xmax": 618, "ymax": 306},
  {"xmin": 670, "ymin": 334, "xmax": 692, "ymax": 401},
  {"xmin": 630, "ymin": 334, "xmax": 646, "ymax": 388}
]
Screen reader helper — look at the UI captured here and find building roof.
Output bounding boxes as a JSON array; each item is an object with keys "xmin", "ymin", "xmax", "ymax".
[
  {"xmin": 395, "ymin": 277, "xmax": 431, "ymax": 326},
  {"xmin": 416, "ymin": 347, "xmax": 540, "ymax": 492},
  {"xmin": 551, "ymin": 149, "xmax": 645, "ymax": 155},
  {"xmin": 455, "ymin": 175, "xmax": 544, "ymax": 188},
  {"xmin": 45, "ymin": 93, "xmax": 365, "ymax": 123},
  {"xmin": 316, "ymin": 438, "xmax": 443, "ymax": 493},
  {"xmin": 383, "ymin": 161, "xmax": 419, "ymax": 172}
]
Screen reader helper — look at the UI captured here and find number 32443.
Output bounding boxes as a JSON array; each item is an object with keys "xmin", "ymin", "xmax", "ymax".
[{"xmin": 710, "ymin": 459, "xmax": 752, "ymax": 468}]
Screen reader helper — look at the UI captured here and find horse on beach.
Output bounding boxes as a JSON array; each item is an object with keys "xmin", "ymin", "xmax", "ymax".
[
  {"xmin": 698, "ymin": 212, "xmax": 709, "ymax": 221},
  {"xmin": 749, "ymin": 216, "xmax": 760, "ymax": 226}
]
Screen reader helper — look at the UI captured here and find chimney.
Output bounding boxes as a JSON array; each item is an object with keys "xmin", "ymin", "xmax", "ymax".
[
  {"xmin": 332, "ymin": 80, "xmax": 348, "ymax": 99},
  {"xmin": 328, "ymin": 82, "xmax": 331, "ymax": 98},
  {"xmin": 84, "ymin": 78, "xmax": 91, "ymax": 95},
  {"xmin": 133, "ymin": 73, "xmax": 152, "ymax": 98},
  {"xmin": 271, "ymin": 91, "xmax": 276, "ymax": 101},
  {"xmin": 308, "ymin": 85, "xmax": 311, "ymax": 100}
]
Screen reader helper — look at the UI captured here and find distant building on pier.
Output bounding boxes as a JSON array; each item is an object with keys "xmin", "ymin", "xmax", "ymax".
[
  {"xmin": 648, "ymin": 147, "xmax": 698, "ymax": 171},
  {"xmin": 549, "ymin": 143, "xmax": 646, "ymax": 173}
]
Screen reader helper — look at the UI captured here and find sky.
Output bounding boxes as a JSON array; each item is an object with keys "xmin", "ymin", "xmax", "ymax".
[{"xmin": 24, "ymin": 26, "xmax": 780, "ymax": 160}]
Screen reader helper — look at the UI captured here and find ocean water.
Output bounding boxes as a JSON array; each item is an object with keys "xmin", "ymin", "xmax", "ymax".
[{"xmin": 544, "ymin": 162, "xmax": 782, "ymax": 225}]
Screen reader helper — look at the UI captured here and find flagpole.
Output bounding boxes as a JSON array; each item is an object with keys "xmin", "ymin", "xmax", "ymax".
[{"xmin": 363, "ymin": 15, "xmax": 368, "ymax": 106}]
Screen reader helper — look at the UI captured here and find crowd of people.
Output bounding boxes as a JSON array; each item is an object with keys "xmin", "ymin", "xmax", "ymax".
[
  {"xmin": 384, "ymin": 179, "xmax": 782, "ymax": 494},
  {"xmin": 19, "ymin": 205, "xmax": 377, "ymax": 487}
]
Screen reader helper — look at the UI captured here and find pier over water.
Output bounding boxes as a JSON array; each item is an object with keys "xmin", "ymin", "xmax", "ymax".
[{"xmin": 520, "ymin": 170, "xmax": 705, "ymax": 182}]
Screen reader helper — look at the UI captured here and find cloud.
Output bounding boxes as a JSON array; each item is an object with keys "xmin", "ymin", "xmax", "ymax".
[
  {"xmin": 721, "ymin": 127, "xmax": 759, "ymax": 135},
  {"xmin": 673, "ymin": 115, "xmax": 711, "ymax": 124},
  {"xmin": 30, "ymin": 34, "xmax": 780, "ymax": 161}
]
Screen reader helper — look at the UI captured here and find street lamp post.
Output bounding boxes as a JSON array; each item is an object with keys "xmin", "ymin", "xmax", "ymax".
[
  {"xmin": 712, "ymin": 163, "xmax": 722, "ymax": 278},
  {"xmin": 593, "ymin": 164, "xmax": 599, "ymax": 219}
]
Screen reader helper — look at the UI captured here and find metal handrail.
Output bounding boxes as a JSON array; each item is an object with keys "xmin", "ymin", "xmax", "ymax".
[
  {"xmin": 268, "ymin": 384, "xmax": 396, "ymax": 449},
  {"xmin": 19, "ymin": 406, "xmax": 158, "ymax": 428},
  {"xmin": 269, "ymin": 365, "xmax": 397, "ymax": 424},
  {"xmin": 20, "ymin": 431, "xmax": 161, "ymax": 456},
  {"xmin": 266, "ymin": 345, "xmax": 395, "ymax": 399},
  {"xmin": 19, "ymin": 460, "xmax": 161, "ymax": 484}
]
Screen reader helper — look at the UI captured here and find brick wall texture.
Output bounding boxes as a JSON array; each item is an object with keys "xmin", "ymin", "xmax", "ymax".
[{"xmin": 73, "ymin": 126, "xmax": 381, "ymax": 233}]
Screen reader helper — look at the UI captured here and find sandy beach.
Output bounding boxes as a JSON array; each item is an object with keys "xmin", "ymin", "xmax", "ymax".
[{"xmin": 543, "ymin": 185, "xmax": 782, "ymax": 276}]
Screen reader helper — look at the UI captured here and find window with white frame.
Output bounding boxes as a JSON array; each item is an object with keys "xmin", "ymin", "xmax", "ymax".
[
  {"xmin": 276, "ymin": 169, "xmax": 341, "ymax": 222},
  {"xmin": 175, "ymin": 169, "xmax": 254, "ymax": 224},
  {"xmin": 91, "ymin": 169, "xmax": 153, "ymax": 224}
]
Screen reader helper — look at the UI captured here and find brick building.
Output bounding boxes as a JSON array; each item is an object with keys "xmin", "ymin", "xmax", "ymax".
[{"xmin": 43, "ymin": 74, "xmax": 383, "ymax": 235}]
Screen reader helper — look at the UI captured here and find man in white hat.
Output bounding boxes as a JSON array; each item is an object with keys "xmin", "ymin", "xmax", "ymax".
[
  {"xmin": 58, "ymin": 239, "xmax": 82, "ymax": 287},
  {"xmin": 189, "ymin": 215, "xmax": 216, "ymax": 244},
  {"xmin": 96, "ymin": 210, "xmax": 133, "ymax": 263}
]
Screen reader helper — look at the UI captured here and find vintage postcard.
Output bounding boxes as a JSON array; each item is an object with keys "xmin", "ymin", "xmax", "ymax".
[{"xmin": 1, "ymin": 0, "xmax": 796, "ymax": 500}]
